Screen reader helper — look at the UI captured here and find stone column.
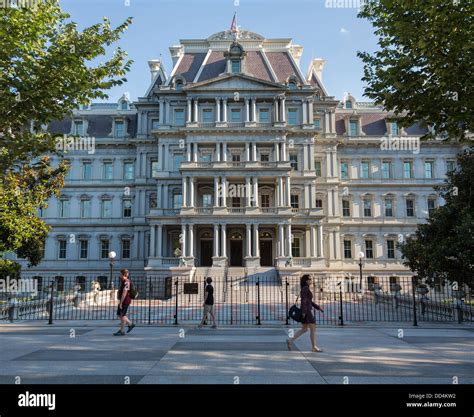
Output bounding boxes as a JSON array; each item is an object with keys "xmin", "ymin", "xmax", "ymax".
[
  {"xmin": 163, "ymin": 144, "xmax": 169, "ymax": 171},
  {"xmin": 253, "ymin": 177, "xmax": 259, "ymax": 207},
  {"xmin": 216, "ymin": 98, "xmax": 221, "ymax": 122},
  {"xmin": 252, "ymin": 142, "xmax": 257, "ymax": 161},
  {"xmin": 213, "ymin": 224, "xmax": 219, "ymax": 257},
  {"xmin": 308, "ymin": 99, "xmax": 314, "ymax": 124},
  {"xmin": 193, "ymin": 143, "xmax": 198, "ymax": 162},
  {"xmin": 245, "ymin": 177, "xmax": 251, "ymax": 207},
  {"xmin": 223, "ymin": 143, "xmax": 227, "ymax": 162},
  {"xmin": 157, "ymin": 225, "xmax": 163, "ymax": 258},
  {"xmin": 278, "ymin": 177, "xmax": 284, "ymax": 206},
  {"xmin": 302, "ymin": 99, "xmax": 308, "ymax": 125},
  {"xmin": 275, "ymin": 177, "xmax": 280, "ymax": 208},
  {"xmin": 253, "ymin": 224, "xmax": 260, "ymax": 258},
  {"xmin": 181, "ymin": 224, "xmax": 187, "ymax": 257},
  {"xmin": 222, "ymin": 99, "xmax": 228, "ymax": 122},
  {"xmin": 165, "ymin": 100, "xmax": 170, "ymax": 124},
  {"xmin": 285, "ymin": 176, "xmax": 291, "ymax": 206},
  {"xmin": 216, "ymin": 143, "xmax": 221, "ymax": 162},
  {"xmin": 303, "ymin": 145, "xmax": 309, "ymax": 171},
  {"xmin": 189, "ymin": 225, "xmax": 194, "ymax": 258},
  {"xmin": 318, "ymin": 224, "xmax": 324, "ymax": 258},
  {"xmin": 245, "ymin": 98, "xmax": 250, "ymax": 123},
  {"xmin": 246, "ymin": 224, "xmax": 252, "ymax": 257},
  {"xmin": 281, "ymin": 97, "xmax": 286, "ymax": 123},
  {"xmin": 157, "ymin": 184, "xmax": 163, "ymax": 209},
  {"xmin": 274, "ymin": 143, "xmax": 280, "ymax": 162},
  {"xmin": 222, "ymin": 178, "xmax": 227, "ymax": 207},
  {"xmin": 158, "ymin": 143, "xmax": 163, "ymax": 170},
  {"xmin": 214, "ymin": 176, "xmax": 219, "ymax": 207},
  {"xmin": 310, "ymin": 183, "xmax": 315, "ymax": 209},
  {"xmin": 221, "ymin": 224, "xmax": 227, "ymax": 258},
  {"xmin": 278, "ymin": 224, "xmax": 284, "ymax": 257},
  {"xmin": 163, "ymin": 184, "xmax": 169, "ymax": 209},
  {"xmin": 282, "ymin": 142, "xmax": 287, "ymax": 161},
  {"xmin": 245, "ymin": 143, "xmax": 250, "ymax": 161},
  {"xmin": 286, "ymin": 224, "xmax": 292, "ymax": 257},
  {"xmin": 252, "ymin": 98, "xmax": 257, "ymax": 122},
  {"xmin": 274, "ymin": 98, "xmax": 279, "ymax": 122},
  {"xmin": 193, "ymin": 98, "xmax": 198, "ymax": 123},
  {"xmin": 189, "ymin": 178, "xmax": 195, "ymax": 208},
  {"xmin": 325, "ymin": 111, "xmax": 330, "ymax": 134},
  {"xmin": 150, "ymin": 225, "xmax": 156, "ymax": 257},
  {"xmin": 158, "ymin": 100, "xmax": 164, "ymax": 124},
  {"xmin": 187, "ymin": 99, "xmax": 192, "ymax": 123},
  {"xmin": 182, "ymin": 177, "xmax": 187, "ymax": 208},
  {"xmin": 186, "ymin": 142, "xmax": 191, "ymax": 162}
]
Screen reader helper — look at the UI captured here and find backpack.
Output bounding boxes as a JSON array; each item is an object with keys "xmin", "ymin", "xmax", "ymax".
[{"xmin": 129, "ymin": 280, "xmax": 138, "ymax": 300}]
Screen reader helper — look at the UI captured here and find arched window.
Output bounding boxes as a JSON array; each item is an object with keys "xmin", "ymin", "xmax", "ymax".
[{"xmin": 176, "ymin": 80, "xmax": 183, "ymax": 91}]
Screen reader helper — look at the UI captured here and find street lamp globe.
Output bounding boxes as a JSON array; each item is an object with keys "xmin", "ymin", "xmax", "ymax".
[
  {"xmin": 109, "ymin": 251, "xmax": 117, "ymax": 260},
  {"xmin": 358, "ymin": 251, "xmax": 365, "ymax": 260}
]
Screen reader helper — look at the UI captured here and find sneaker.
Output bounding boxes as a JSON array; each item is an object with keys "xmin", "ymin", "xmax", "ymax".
[
  {"xmin": 127, "ymin": 323, "xmax": 136, "ymax": 333},
  {"xmin": 113, "ymin": 330, "xmax": 125, "ymax": 336}
]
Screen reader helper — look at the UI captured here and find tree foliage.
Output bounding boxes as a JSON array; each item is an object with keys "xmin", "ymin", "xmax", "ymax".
[
  {"xmin": 399, "ymin": 148, "xmax": 474, "ymax": 287},
  {"xmin": 358, "ymin": 0, "xmax": 473, "ymax": 140},
  {"xmin": 0, "ymin": 0, "xmax": 132, "ymax": 267}
]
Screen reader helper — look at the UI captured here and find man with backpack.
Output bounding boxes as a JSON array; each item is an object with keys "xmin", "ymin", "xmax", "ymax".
[{"xmin": 113, "ymin": 269, "xmax": 136, "ymax": 336}]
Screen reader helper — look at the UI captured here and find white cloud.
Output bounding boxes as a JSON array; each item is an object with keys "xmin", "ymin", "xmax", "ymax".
[{"xmin": 340, "ymin": 28, "xmax": 349, "ymax": 34}]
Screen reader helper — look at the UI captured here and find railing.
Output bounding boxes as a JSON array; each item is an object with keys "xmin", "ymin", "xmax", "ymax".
[
  {"xmin": 161, "ymin": 257, "xmax": 180, "ymax": 265},
  {"xmin": 226, "ymin": 122, "xmax": 245, "ymax": 128},
  {"xmin": 291, "ymin": 257, "xmax": 312, "ymax": 267},
  {"xmin": 196, "ymin": 122, "xmax": 216, "ymax": 128},
  {"xmin": 227, "ymin": 208, "xmax": 245, "ymax": 214},
  {"xmin": 261, "ymin": 207, "xmax": 278, "ymax": 214},
  {"xmin": 291, "ymin": 208, "xmax": 310, "ymax": 215},
  {"xmin": 1, "ymin": 275, "xmax": 471, "ymax": 325},
  {"xmin": 163, "ymin": 209, "xmax": 180, "ymax": 216},
  {"xmin": 194, "ymin": 207, "xmax": 213, "ymax": 214}
]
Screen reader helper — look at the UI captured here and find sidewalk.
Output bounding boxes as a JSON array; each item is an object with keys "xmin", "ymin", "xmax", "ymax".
[{"xmin": 0, "ymin": 322, "xmax": 472, "ymax": 384}]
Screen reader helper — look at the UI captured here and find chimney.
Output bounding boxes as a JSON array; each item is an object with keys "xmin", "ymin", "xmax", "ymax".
[
  {"xmin": 310, "ymin": 58, "xmax": 325, "ymax": 82},
  {"xmin": 148, "ymin": 59, "xmax": 162, "ymax": 83}
]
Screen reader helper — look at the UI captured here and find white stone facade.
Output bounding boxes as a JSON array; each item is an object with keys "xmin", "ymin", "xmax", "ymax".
[{"xmin": 13, "ymin": 29, "xmax": 461, "ymax": 285}]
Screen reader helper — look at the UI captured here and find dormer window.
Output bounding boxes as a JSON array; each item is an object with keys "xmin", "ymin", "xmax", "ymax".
[
  {"xmin": 345, "ymin": 100, "xmax": 352, "ymax": 109},
  {"xmin": 121, "ymin": 101, "xmax": 129, "ymax": 110},
  {"xmin": 225, "ymin": 41, "xmax": 246, "ymax": 74},
  {"xmin": 288, "ymin": 81, "xmax": 297, "ymax": 90},
  {"xmin": 231, "ymin": 60, "xmax": 241, "ymax": 73}
]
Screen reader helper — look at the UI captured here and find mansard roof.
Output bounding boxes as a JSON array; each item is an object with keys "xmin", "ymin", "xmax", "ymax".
[{"xmin": 166, "ymin": 28, "xmax": 307, "ymax": 87}]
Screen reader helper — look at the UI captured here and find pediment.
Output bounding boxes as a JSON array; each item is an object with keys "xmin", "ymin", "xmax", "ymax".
[{"xmin": 187, "ymin": 74, "xmax": 282, "ymax": 91}]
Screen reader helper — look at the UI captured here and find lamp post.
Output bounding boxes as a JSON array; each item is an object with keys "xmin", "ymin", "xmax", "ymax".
[
  {"xmin": 108, "ymin": 251, "xmax": 117, "ymax": 289},
  {"xmin": 358, "ymin": 251, "xmax": 365, "ymax": 292}
]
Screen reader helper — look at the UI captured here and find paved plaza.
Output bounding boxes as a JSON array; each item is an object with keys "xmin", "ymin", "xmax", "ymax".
[{"xmin": 0, "ymin": 322, "xmax": 473, "ymax": 384}]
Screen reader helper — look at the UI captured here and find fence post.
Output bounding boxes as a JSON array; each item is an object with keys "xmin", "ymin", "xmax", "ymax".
[
  {"xmin": 256, "ymin": 278, "xmax": 261, "ymax": 325},
  {"xmin": 338, "ymin": 282, "xmax": 344, "ymax": 326},
  {"xmin": 48, "ymin": 280, "xmax": 54, "ymax": 325},
  {"xmin": 285, "ymin": 277, "xmax": 289, "ymax": 325},
  {"xmin": 230, "ymin": 276, "xmax": 233, "ymax": 326},
  {"xmin": 174, "ymin": 277, "xmax": 179, "ymax": 325},
  {"xmin": 148, "ymin": 277, "xmax": 152, "ymax": 325},
  {"xmin": 411, "ymin": 276, "xmax": 418, "ymax": 327}
]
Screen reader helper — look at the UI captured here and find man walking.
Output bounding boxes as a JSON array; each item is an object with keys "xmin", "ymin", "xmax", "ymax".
[
  {"xmin": 198, "ymin": 277, "xmax": 217, "ymax": 329},
  {"xmin": 114, "ymin": 269, "xmax": 136, "ymax": 336}
]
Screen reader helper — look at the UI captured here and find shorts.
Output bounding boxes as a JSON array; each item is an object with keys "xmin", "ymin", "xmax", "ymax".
[
  {"xmin": 117, "ymin": 304, "xmax": 130, "ymax": 317},
  {"xmin": 203, "ymin": 304, "xmax": 214, "ymax": 314}
]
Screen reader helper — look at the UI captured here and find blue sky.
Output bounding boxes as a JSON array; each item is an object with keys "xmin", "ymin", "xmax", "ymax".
[{"xmin": 60, "ymin": 0, "xmax": 379, "ymax": 103}]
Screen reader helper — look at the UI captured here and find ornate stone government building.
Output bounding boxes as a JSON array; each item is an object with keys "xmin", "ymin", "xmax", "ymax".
[{"xmin": 15, "ymin": 28, "xmax": 461, "ymax": 286}]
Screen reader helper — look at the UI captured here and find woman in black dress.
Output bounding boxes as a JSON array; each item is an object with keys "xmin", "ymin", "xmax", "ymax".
[{"xmin": 287, "ymin": 274, "xmax": 324, "ymax": 352}]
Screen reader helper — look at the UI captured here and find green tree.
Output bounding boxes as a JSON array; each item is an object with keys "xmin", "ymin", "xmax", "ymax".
[
  {"xmin": 358, "ymin": 0, "xmax": 473, "ymax": 140},
  {"xmin": 0, "ymin": 0, "xmax": 132, "ymax": 271},
  {"xmin": 399, "ymin": 148, "xmax": 474, "ymax": 288}
]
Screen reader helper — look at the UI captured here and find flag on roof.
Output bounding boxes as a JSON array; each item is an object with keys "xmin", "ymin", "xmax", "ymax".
[{"xmin": 230, "ymin": 12, "xmax": 237, "ymax": 32}]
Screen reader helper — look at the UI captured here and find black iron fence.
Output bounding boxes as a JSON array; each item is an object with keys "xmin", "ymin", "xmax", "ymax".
[{"xmin": 0, "ymin": 275, "xmax": 472, "ymax": 325}]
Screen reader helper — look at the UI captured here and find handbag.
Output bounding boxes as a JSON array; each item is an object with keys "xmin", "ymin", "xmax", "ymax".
[{"xmin": 288, "ymin": 295, "xmax": 303, "ymax": 323}]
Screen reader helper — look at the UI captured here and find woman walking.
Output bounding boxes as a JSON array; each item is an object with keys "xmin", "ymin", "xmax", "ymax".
[{"xmin": 287, "ymin": 274, "xmax": 324, "ymax": 352}]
